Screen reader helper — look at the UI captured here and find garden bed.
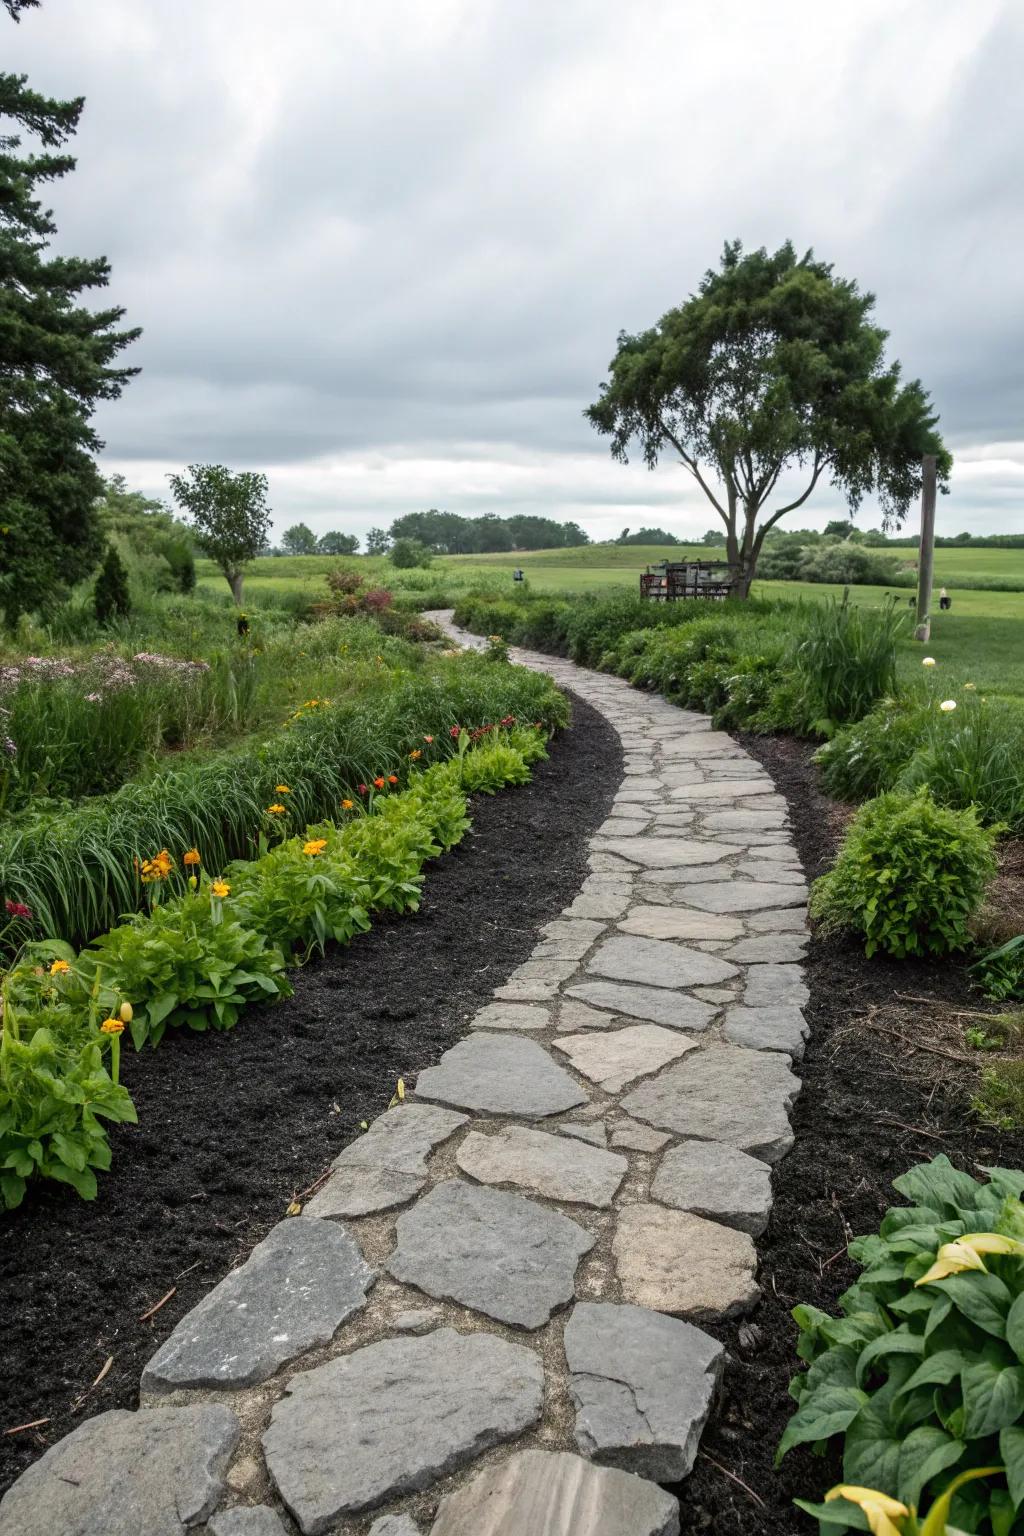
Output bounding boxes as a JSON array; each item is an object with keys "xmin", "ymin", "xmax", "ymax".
[
  {"xmin": 0, "ymin": 693, "xmax": 621, "ymax": 1496},
  {"xmin": 674, "ymin": 733, "xmax": 1024, "ymax": 1534}
]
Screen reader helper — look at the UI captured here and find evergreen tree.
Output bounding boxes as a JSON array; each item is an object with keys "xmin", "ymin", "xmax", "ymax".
[
  {"xmin": 0, "ymin": 36, "xmax": 140, "ymax": 624},
  {"xmin": 93, "ymin": 543, "xmax": 131, "ymax": 624}
]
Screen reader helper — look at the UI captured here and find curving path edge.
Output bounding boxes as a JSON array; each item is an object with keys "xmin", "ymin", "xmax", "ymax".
[{"xmin": 0, "ymin": 616, "xmax": 809, "ymax": 1536}]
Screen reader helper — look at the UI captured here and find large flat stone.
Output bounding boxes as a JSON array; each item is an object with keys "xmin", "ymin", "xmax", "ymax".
[
  {"xmin": 724, "ymin": 1005, "xmax": 808, "ymax": 1059},
  {"xmin": 263, "ymin": 1329, "xmax": 542, "ymax": 1531},
  {"xmin": 387, "ymin": 1180, "xmax": 594, "ymax": 1328},
  {"xmin": 701, "ymin": 809, "xmax": 787, "ymax": 831},
  {"xmin": 613, "ymin": 1205, "xmax": 759, "ymax": 1320},
  {"xmin": 587, "ymin": 934, "xmax": 737, "ymax": 989},
  {"xmin": 415, "ymin": 1033, "xmax": 586, "ymax": 1118},
  {"xmin": 620, "ymin": 1044, "xmax": 799, "ymax": 1162},
  {"xmin": 617, "ymin": 906, "xmax": 744, "ymax": 941},
  {"xmin": 668, "ymin": 779, "xmax": 773, "ymax": 801},
  {"xmin": 557, "ymin": 999, "xmax": 626, "ymax": 1031},
  {"xmin": 565, "ymin": 1303, "xmax": 724, "ymax": 1481},
  {"xmin": 369, "ymin": 1517, "xmax": 421, "ymax": 1536},
  {"xmin": 471, "ymin": 1002, "xmax": 550, "ymax": 1031},
  {"xmin": 209, "ymin": 1510, "xmax": 288, "ymax": 1536},
  {"xmin": 671, "ymin": 881, "xmax": 807, "ymax": 913},
  {"xmin": 0, "ymin": 1406, "xmax": 239, "ymax": 1536},
  {"xmin": 593, "ymin": 838, "xmax": 733, "ymax": 869},
  {"xmin": 610, "ymin": 1119, "xmax": 672, "ymax": 1152},
  {"xmin": 142, "ymin": 1218, "xmax": 374, "ymax": 1393},
  {"xmin": 744, "ymin": 964, "xmax": 810, "ymax": 1008},
  {"xmin": 303, "ymin": 1104, "xmax": 468, "ymax": 1218},
  {"xmin": 534, "ymin": 919, "xmax": 607, "ymax": 960},
  {"xmin": 553, "ymin": 1025, "xmax": 698, "ymax": 1094},
  {"xmin": 651, "ymin": 1140, "xmax": 773, "ymax": 1235},
  {"xmin": 428, "ymin": 1449, "xmax": 680, "ymax": 1536},
  {"xmin": 722, "ymin": 935, "xmax": 807, "ymax": 963},
  {"xmin": 566, "ymin": 981, "xmax": 715, "ymax": 1033},
  {"xmin": 565, "ymin": 888, "xmax": 634, "ymax": 920},
  {"xmin": 661, "ymin": 731, "xmax": 738, "ymax": 755},
  {"xmin": 746, "ymin": 907, "xmax": 809, "ymax": 932},
  {"xmin": 457, "ymin": 1125, "xmax": 626, "ymax": 1207}
]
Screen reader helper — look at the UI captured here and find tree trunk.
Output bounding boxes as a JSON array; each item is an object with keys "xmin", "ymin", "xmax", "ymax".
[{"xmin": 227, "ymin": 570, "xmax": 244, "ymax": 606}]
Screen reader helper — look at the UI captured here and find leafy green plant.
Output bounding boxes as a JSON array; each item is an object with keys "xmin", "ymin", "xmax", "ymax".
[
  {"xmin": 971, "ymin": 938, "xmax": 1024, "ymax": 1003},
  {"xmin": 817, "ymin": 698, "xmax": 930, "ymax": 802},
  {"xmin": 779, "ymin": 1155, "xmax": 1024, "ymax": 1535},
  {"xmin": 810, "ymin": 789, "xmax": 998, "ymax": 958},
  {"xmin": 83, "ymin": 893, "xmax": 292, "ymax": 1046},
  {"xmin": 974, "ymin": 1063, "xmax": 1024, "ymax": 1133},
  {"xmin": 897, "ymin": 699, "xmax": 1024, "ymax": 836},
  {"xmin": 795, "ymin": 594, "xmax": 904, "ymax": 734}
]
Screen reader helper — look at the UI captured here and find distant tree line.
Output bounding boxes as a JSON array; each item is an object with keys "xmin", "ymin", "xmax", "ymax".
[{"xmin": 362, "ymin": 510, "xmax": 590, "ymax": 556}]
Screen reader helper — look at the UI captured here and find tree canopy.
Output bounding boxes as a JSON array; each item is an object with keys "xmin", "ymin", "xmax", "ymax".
[
  {"xmin": 386, "ymin": 508, "xmax": 589, "ymax": 554},
  {"xmin": 280, "ymin": 521, "xmax": 318, "ymax": 555},
  {"xmin": 0, "ymin": 54, "xmax": 139, "ymax": 623},
  {"xmin": 586, "ymin": 240, "xmax": 950, "ymax": 595},
  {"xmin": 615, "ymin": 526, "xmax": 680, "ymax": 546},
  {"xmin": 168, "ymin": 464, "xmax": 270, "ymax": 605},
  {"xmin": 317, "ymin": 530, "xmax": 359, "ymax": 555}
]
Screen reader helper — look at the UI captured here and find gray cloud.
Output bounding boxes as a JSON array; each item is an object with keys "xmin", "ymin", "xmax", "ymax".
[{"xmin": 8, "ymin": 0, "xmax": 1023, "ymax": 538}]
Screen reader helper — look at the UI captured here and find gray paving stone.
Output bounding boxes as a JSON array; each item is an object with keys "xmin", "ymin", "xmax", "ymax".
[
  {"xmin": 387, "ymin": 1180, "xmax": 594, "ymax": 1327},
  {"xmin": 724, "ymin": 1005, "xmax": 809, "ymax": 1059},
  {"xmin": 508, "ymin": 958, "xmax": 580, "ymax": 984},
  {"xmin": 637, "ymin": 864, "xmax": 731, "ymax": 885},
  {"xmin": 661, "ymin": 731, "xmax": 738, "ymax": 755},
  {"xmin": 369, "ymin": 1517, "xmax": 421, "ymax": 1536},
  {"xmin": 737, "ymin": 862, "xmax": 807, "ymax": 886},
  {"xmin": 586, "ymin": 933, "xmax": 737, "ymax": 989},
  {"xmin": 415, "ymin": 1033, "xmax": 586, "ymax": 1118},
  {"xmin": 428, "ymin": 1449, "xmax": 680, "ymax": 1536},
  {"xmin": 553, "ymin": 1025, "xmax": 699, "ymax": 1094},
  {"xmin": 610, "ymin": 1119, "xmax": 673, "ymax": 1152},
  {"xmin": 744, "ymin": 964, "xmax": 810, "ymax": 1008},
  {"xmin": 617, "ymin": 905, "xmax": 744, "ymax": 940},
  {"xmin": 651, "ymin": 1140, "xmax": 773, "ymax": 1235},
  {"xmin": 690, "ymin": 985, "xmax": 737, "ymax": 1003},
  {"xmin": 566, "ymin": 981, "xmax": 715, "ymax": 1033},
  {"xmin": 471, "ymin": 1001, "xmax": 551, "ymax": 1030},
  {"xmin": 701, "ymin": 808, "xmax": 787, "ymax": 831},
  {"xmin": 668, "ymin": 779, "xmax": 773, "ymax": 801},
  {"xmin": 535, "ymin": 919, "xmax": 606, "ymax": 960},
  {"xmin": 0, "ymin": 1406, "xmax": 239, "ymax": 1536},
  {"xmin": 620, "ymin": 1043, "xmax": 800, "ymax": 1162},
  {"xmin": 263, "ymin": 1329, "xmax": 543, "ymax": 1530},
  {"xmin": 593, "ymin": 838, "xmax": 733, "ymax": 868},
  {"xmin": 457, "ymin": 1124, "xmax": 626, "ymax": 1206},
  {"xmin": 142, "ymin": 1218, "xmax": 374, "ymax": 1393},
  {"xmin": 589, "ymin": 852, "xmax": 638, "ymax": 872},
  {"xmin": 303, "ymin": 1104, "xmax": 468, "ymax": 1218},
  {"xmin": 493, "ymin": 978, "xmax": 562, "ymax": 1001},
  {"xmin": 556, "ymin": 999, "xmax": 625, "ymax": 1031},
  {"xmin": 566, "ymin": 888, "xmax": 634, "ymax": 919},
  {"xmin": 722, "ymin": 935, "xmax": 807, "ymax": 963},
  {"xmin": 597, "ymin": 818, "xmax": 650, "ymax": 837},
  {"xmin": 559, "ymin": 1121, "xmax": 609, "ymax": 1146},
  {"xmin": 746, "ymin": 906, "xmax": 809, "ymax": 932},
  {"xmin": 672, "ymin": 881, "xmax": 807, "ymax": 913},
  {"xmin": 209, "ymin": 1509, "xmax": 287, "ymax": 1536},
  {"xmin": 565, "ymin": 1302, "xmax": 724, "ymax": 1481},
  {"xmin": 613, "ymin": 1205, "xmax": 759, "ymax": 1320}
]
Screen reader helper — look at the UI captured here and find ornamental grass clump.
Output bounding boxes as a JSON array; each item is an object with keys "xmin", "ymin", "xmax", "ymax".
[
  {"xmin": 810, "ymin": 788, "xmax": 998, "ymax": 958},
  {"xmin": 780, "ymin": 1155, "xmax": 1024, "ymax": 1536}
]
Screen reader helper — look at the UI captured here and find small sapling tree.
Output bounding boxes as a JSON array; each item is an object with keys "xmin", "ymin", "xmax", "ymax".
[
  {"xmin": 93, "ymin": 544, "xmax": 131, "ymax": 624},
  {"xmin": 587, "ymin": 240, "xmax": 950, "ymax": 596},
  {"xmin": 168, "ymin": 464, "xmax": 270, "ymax": 605}
]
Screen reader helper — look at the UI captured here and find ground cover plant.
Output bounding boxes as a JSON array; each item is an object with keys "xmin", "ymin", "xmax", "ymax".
[
  {"xmin": 0, "ymin": 723, "xmax": 549, "ymax": 1209},
  {"xmin": 779, "ymin": 1154, "xmax": 1024, "ymax": 1535}
]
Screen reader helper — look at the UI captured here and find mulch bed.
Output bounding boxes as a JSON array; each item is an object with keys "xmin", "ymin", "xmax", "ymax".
[
  {"xmin": 0, "ymin": 694, "xmax": 622, "ymax": 1497},
  {"xmin": 674, "ymin": 733, "xmax": 1024, "ymax": 1534}
]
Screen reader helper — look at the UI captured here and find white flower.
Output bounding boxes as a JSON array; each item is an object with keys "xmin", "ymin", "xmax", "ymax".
[
  {"xmin": 939, "ymin": 699, "xmax": 957, "ymax": 712},
  {"xmin": 922, "ymin": 656, "xmax": 936, "ymax": 667}
]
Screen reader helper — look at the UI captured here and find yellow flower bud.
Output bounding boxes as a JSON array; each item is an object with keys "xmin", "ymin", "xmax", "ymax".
[{"xmin": 119, "ymin": 1001, "xmax": 133, "ymax": 1023}]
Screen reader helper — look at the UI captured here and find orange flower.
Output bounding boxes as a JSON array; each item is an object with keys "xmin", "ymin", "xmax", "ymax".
[
  {"xmin": 388, "ymin": 774, "xmax": 398, "ymax": 785},
  {"xmin": 140, "ymin": 848, "xmax": 174, "ymax": 883},
  {"xmin": 409, "ymin": 749, "xmax": 422, "ymax": 760},
  {"xmin": 303, "ymin": 838, "xmax": 328, "ymax": 857},
  {"xmin": 183, "ymin": 848, "xmax": 201, "ymax": 867},
  {"xmin": 373, "ymin": 776, "xmax": 386, "ymax": 789},
  {"xmin": 49, "ymin": 959, "xmax": 71, "ymax": 976},
  {"xmin": 100, "ymin": 1017, "xmax": 125, "ymax": 1035},
  {"xmin": 341, "ymin": 798, "xmax": 354, "ymax": 810},
  {"xmin": 267, "ymin": 803, "xmax": 287, "ymax": 815}
]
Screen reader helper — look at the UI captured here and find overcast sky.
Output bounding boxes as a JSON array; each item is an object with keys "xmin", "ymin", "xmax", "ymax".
[{"xmin": 9, "ymin": 0, "xmax": 1024, "ymax": 541}]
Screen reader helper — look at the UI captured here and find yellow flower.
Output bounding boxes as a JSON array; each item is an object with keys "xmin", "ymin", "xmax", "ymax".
[
  {"xmin": 302, "ymin": 839, "xmax": 328, "ymax": 857},
  {"xmin": 409, "ymin": 749, "xmax": 422, "ymax": 760},
  {"xmin": 341, "ymin": 798, "xmax": 354, "ymax": 810},
  {"xmin": 211, "ymin": 880, "xmax": 231, "ymax": 898},
  {"xmin": 939, "ymin": 699, "xmax": 956, "ymax": 712},
  {"xmin": 267, "ymin": 803, "xmax": 287, "ymax": 815},
  {"xmin": 119, "ymin": 1001, "xmax": 133, "ymax": 1023},
  {"xmin": 964, "ymin": 681, "xmax": 976, "ymax": 690},
  {"xmin": 825, "ymin": 1486, "xmax": 908, "ymax": 1536},
  {"xmin": 183, "ymin": 848, "xmax": 201, "ymax": 867},
  {"xmin": 275, "ymin": 784, "xmax": 291, "ymax": 793},
  {"xmin": 49, "ymin": 959, "xmax": 70, "ymax": 975},
  {"xmin": 140, "ymin": 848, "xmax": 174, "ymax": 883},
  {"xmin": 915, "ymin": 1231, "xmax": 1024, "ymax": 1286},
  {"xmin": 100, "ymin": 1017, "xmax": 125, "ymax": 1035}
]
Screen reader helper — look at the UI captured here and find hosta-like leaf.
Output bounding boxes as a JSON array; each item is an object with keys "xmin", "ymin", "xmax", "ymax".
[
  {"xmin": 930, "ymin": 1271, "xmax": 1013, "ymax": 1339},
  {"xmin": 960, "ymin": 1358, "xmax": 1024, "ymax": 1437},
  {"xmin": 776, "ymin": 1385, "xmax": 869, "ymax": 1463}
]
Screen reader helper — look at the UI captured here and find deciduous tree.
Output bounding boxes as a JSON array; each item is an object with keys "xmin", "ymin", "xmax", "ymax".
[
  {"xmin": 318, "ymin": 530, "xmax": 359, "ymax": 555},
  {"xmin": 587, "ymin": 241, "xmax": 950, "ymax": 596},
  {"xmin": 280, "ymin": 521, "xmax": 317, "ymax": 555},
  {"xmin": 168, "ymin": 464, "xmax": 270, "ymax": 605}
]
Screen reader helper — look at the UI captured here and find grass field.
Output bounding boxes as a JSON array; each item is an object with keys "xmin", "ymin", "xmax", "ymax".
[{"xmin": 198, "ymin": 544, "xmax": 1024, "ymax": 702}]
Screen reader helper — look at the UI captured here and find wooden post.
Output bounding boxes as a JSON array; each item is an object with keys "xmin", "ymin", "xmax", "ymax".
[{"xmin": 914, "ymin": 454, "xmax": 937, "ymax": 642}]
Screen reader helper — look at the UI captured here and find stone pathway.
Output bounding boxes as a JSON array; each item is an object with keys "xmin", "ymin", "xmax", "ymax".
[{"xmin": 0, "ymin": 617, "xmax": 809, "ymax": 1536}]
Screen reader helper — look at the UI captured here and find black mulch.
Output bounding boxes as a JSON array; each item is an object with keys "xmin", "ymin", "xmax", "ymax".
[
  {"xmin": 0, "ymin": 693, "xmax": 622, "ymax": 1496},
  {"xmin": 672, "ymin": 732, "xmax": 1024, "ymax": 1534}
]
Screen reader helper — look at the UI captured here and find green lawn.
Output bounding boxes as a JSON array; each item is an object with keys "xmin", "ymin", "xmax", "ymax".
[{"xmin": 199, "ymin": 546, "xmax": 1024, "ymax": 703}]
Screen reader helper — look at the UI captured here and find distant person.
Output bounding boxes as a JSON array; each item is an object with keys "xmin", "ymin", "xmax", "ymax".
[
  {"xmin": 939, "ymin": 587, "xmax": 952, "ymax": 611},
  {"xmin": 513, "ymin": 568, "xmax": 524, "ymax": 583}
]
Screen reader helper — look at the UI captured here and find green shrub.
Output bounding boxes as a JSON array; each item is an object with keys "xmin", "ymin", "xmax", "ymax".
[
  {"xmin": 794, "ymin": 594, "xmax": 904, "ymax": 733},
  {"xmin": 896, "ymin": 697, "xmax": 1024, "ymax": 835},
  {"xmin": 810, "ymin": 788, "xmax": 998, "ymax": 957},
  {"xmin": 779, "ymin": 1154, "xmax": 1024, "ymax": 1535},
  {"xmin": 971, "ymin": 936, "xmax": 1024, "ymax": 1003},
  {"xmin": 458, "ymin": 739, "xmax": 532, "ymax": 795},
  {"xmin": 816, "ymin": 697, "xmax": 929, "ymax": 801}
]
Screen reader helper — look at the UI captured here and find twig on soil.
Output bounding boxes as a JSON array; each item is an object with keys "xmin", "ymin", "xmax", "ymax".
[
  {"xmin": 3, "ymin": 1418, "xmax": 49, "ymax": 1436},
  {"xmin": 865, "ymin": 1020, "xmax": 976, "ymax": 1066},
  {"xmin": 139, "ymin": 1287, "xmax": 176, "ymax": 1322},
  {"xmin": 822, "ymin": 1246, "xmax": 848, "ymax": 1270},
  {"xmin": 697, "ymin": 1450, "xmax": 767, "ymax": 1509},
  {"xmin": 296, "ymin": 1167, "xmax": 333, "ymax": 1202},
  {"xmin": 175, "ymin": 1259, "xmax": 203, "ymax": 1280},
  {"xmin": 70, "ymin": 1354, "xmax": 114, "ymax": 1413},
  {"xmin": 874, "ymin": 1116, "xmax": 949, "ymax": 1142}
]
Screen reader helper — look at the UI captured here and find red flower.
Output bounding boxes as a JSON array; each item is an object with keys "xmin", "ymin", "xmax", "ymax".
[
  {"xmin": 5, "ymin": 899, "xmax": 32, "ymax": 919},
  {"xmin": 449, "ymin": 725, "xmax": 461, "ymax": 738},
  {"xmin": 388, "ymin": 774, "xmax": 398, "ymax": 785},
  {"xmin": 357, "ymin": 783, "xmax": 368, "ymax": 795},
  {"xmin": 500, "ymin": 715, "xmax": 516, "ymax": 727},
  {"xmin": 373, "ymin": 776, "xmax": 386, "ymax": 789}
]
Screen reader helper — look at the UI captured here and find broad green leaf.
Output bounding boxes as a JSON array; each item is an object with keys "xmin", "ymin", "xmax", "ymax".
[
  {"xmin": 792, "ymin": 1497, "xmax": 871, "ymax": 1531},
  {"xmin": 896, "ymin": 1424, "xmax": 965, "ymax": 1507},
  {"xmin": 1000, "ymin": 1425, "xmax": 1024, "ymax": 1510},
  {"xmin": 1007, "ymin": 1292, "xmax": 1024, "ymax": 1364},
  {"xmin": 893, "ymin": 1157, "xmax": 983, "ymax": 1216},
  {"xmin": 776, "ymin": 1385, "xmax": 868, "ymax": 1463},
  {"xmin": 855, "ymin": 1328, "xmax": 926, "ymax": 1386},
  {"xmin": 931, "ymin": 1272, "xmax": 1013, "ymax": 1339},
  {"xmin": 960, "ymin": 1358, "xmax": 1024, "ymax": 1437},
  {"xmin": 895, "ymin": 1350, "xmax": 964, "ymax": 1399},
  {"xmin": 841, "ymin": 1399, "xmax": 901, "ymax": 1493}
]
